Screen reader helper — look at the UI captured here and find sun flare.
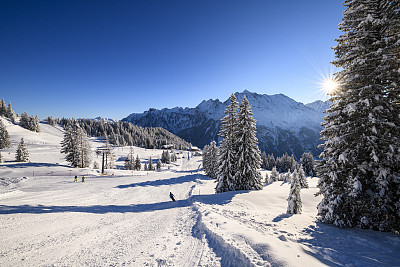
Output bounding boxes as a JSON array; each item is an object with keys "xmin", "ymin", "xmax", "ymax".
[{"xmin": 322, "ymin": 78, "xmax": 339, "ymax": 95}]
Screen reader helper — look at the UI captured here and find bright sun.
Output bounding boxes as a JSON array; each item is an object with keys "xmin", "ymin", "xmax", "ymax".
[{"xmin": 322, "ymin": 78, "xmax": 339, "ymax": 95}]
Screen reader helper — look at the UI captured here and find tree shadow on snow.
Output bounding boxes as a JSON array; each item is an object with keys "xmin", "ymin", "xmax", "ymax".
[
  {"xmin": 1, "ymin": 162, "xmax": 71, "ymax": 169},
  {"xmin": 191, "ymin": 190, "xmax": 248, "ymax": 206},
  {"xmin": 0, "ymin": 201, "xmax": 190, "ymax": 215},
  {"xmin": 114, "ymin": 174, "xmax": 200, "ymax": 189},
  {"xmin": 272, "ymin": 213, "xmax": 293, "ymax": 222},
  {"xmin": 298, "ymin": 222, "xmax": 400, "ymax": 266},
  {"xmin": 0, "ymin": 182, "xmax": 248, "ymax": 215}
]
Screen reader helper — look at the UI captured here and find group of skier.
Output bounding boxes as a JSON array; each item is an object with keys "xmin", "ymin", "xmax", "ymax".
[{"xmin": 74, "ymin": 175, "xmax": 85, "ymax": 183}]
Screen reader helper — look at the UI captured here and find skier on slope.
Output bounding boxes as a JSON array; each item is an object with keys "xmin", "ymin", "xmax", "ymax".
[
  {"xmin": 169, "ymin": 192, "xmax": 176, "ymax": 202},
  {"xmin": 74, "ymin": 175, "xmax": 77, "ymax": 182}
]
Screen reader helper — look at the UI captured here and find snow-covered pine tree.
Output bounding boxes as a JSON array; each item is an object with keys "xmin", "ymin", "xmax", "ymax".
[
  {"xmin": 46, "ymin": 116, "xmax": 56, "ymax": 126},
  {"xmin": 0, "ymin": 99, "xmax": 6, "ymax": 117},
  {"xmin": 161, "ymin": 150, "xmax": 166, "ymax": 163},
  {"xmin": 208, "ymin": 141, "xmax": 219, "ymax": 179},
  {"xmin": 216, "ymin": 94, "xmax": 239, "ymax": 193},
  {"xmin": 32, "ymin": 115, "xmax": 40, "ymax": 132},
  {"xmin": 0, "ymin": 120, "xmax": 10, "ymax": 149},
  {"xmin": 203, "ymin": 141, "xmax": 218, "ymax": 179},
  {"xmin": 161, "ymin": 150, "xmax": 170, "ymax": 164},
  {"xmin": 167, "ymin": 151, "xmax": 172, "ymax": 164},
  {"xmin": 317, "ymin": 0, "xmax": 400, "ymax": 232},
  {"xmin": 300, "ymin": 152, "xmax": 315, "ymax": 177},
  {"xmin": 75, "ymin": 127, "xmax": 91, "ymax": 168},
  {"xmin": 156, "ymin": 159, "xmax": 162, "ymax": 171},
  {"xmin": 261, "ymin": 151, "xmax": 267, "ymax": 169},
  {"xmin": 0, "ymin": 151, "xmax": 3, "ymax": 163},
  {"xmin": 276, "ymin": 153, "xmax": 296, "ymax": 173},
  {"xmin": 61, "ymin": 126, "xmax": 91, "ymax": 168},
  {"xmin": 270, "ymin": 166, "xmax": 279, "ymax": 182},
  {"xmin": 284, "ymin": 171, "xmax": 292, "ymax": 183},
  {"xmin": 6, "ymin": 102, "xmax": 16, "ymax": 122},
  {"xmin": 233, "ymin": 96, "xmax": 263, "ymax": 191},
  {"xmin": 19, "ymin": 112, "xmax": 30, "ymax": 129},
  {"xmin": 125, "ymin": 146, "xmax": 135, "ymax": 170},
  {"xmin": 135, "ymin": 155, "xmax": 141, "ymax": 171},
  {"xmin": 148, "ymin": 156, "xmax": 154, "ymax": 171},
  {"xmin": 61, "ymin": 126, "xmax": 76, "ymax": 166},
  {"xmin": 172, "ymin": 151, "xmax": 177, "ymax": 162},
  {"xmin": 287, "ymin": 168, "xmax": 302, "ymax": 214},
  {"xmin": 289, "ymin": 155, "xmax": 297, "ymax": 171},
  {"xmin": 109, "ymin": 133, "xmax": 120, "ymax": 146},
  {"xmin": 202, "ymin": 143, "xmax": 211, "ymax": 174},
  {"xmin": 266, "ymin": 154, "xmax": 276, "ymax": 171},
  {"xmin": 107, "ymin": 151, "xmax": 116, "ymax": 169},
  {"xmin": 298, "ymin": 165, "xmax": 309, "ymax": 188},
  {"xmin": 144, "ymin": 162, "xmax": 148, "ymax": 171},
  {"xmin": 15, "ymin": 138, "xmax": 29, "ymax": 162},
  {"xmin": 265, "ymin": 172, "xmax": 270, "ymax": 184},
  {"xmin": 19, "ymin": 112, "xmax": 40, "ymax": 132}
]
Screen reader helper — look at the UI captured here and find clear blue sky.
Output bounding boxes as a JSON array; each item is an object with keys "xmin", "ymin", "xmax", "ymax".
[{"xmin": 0, "ymin": 0, "xmax": 343, "ymax": 119}]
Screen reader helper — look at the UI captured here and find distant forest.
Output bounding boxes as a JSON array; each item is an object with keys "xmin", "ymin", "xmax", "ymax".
[
  {"xmin": 1, "ymin": 96, "xmax": 191, "ymax": 150},
  {"xmin": 46, "ymin": 116, "xmax": 192, "ymax": 150}
]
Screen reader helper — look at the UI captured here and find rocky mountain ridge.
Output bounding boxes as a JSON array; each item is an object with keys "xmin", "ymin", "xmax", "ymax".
[{"xmin": 122, "ymin": 90, "xmax": 329, "ymax": 159}]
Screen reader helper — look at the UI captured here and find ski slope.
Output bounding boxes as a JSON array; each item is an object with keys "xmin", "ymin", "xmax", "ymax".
[{"xmin": 0, "ymin": 118, "xmax": 399, "ymax": 266}]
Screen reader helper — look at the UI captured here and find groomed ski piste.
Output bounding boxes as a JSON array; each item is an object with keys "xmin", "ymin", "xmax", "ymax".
[{"xmin": 0, "ymin": 117, "xmax": 399, "ymax": 266}]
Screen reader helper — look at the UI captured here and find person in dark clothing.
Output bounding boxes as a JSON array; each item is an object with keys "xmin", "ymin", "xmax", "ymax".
[{"xmin": 169, "ymin": 192, "xmax": 176, "ymax": 202}]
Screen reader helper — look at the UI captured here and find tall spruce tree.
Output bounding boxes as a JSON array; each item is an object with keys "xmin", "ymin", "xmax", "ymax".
[
  {"xmin": 300, "ymin": 152, "xmax": 315, "ymax": 177},
  {"xmin": 202, "ymin": 143, "xmax": 211, "ymax": 174},
  {"xmin": 297, "ymin": 165, "xmax": 309, "ymax": 189},
  {"xmin": 76, "ymin": 127, "xmax": 91, "ymax": 168},
  {"xmin": 215, "ymin": 94, "xmax": 239, "ymax": 193},
  {"xmin": 233, "ymin": 96, "xmax": 262, "ymax": 190},
  {"xmin": 0, "ymin": 99, "xmax": 6, "ymax": 117},
  {"xmin": 61, "ymin": 126, "xmax": 91, "ymax": 168},
  {"xmin": 15, "ymin": 138, "xmax": 29, "ymax": 162},
  {"xmin": 156, "ymin": 159, "xmax": 162, "ymax": 171},
  {"xmin": 161, "ymin": 150, "xmax": 171, "ymax": 164},
  {"xmin": 203, "ymin": 141, "xmax": 218, "ymax": 179},
  {"xmin": 0, "ymin": 120, "xmax": 10, "ymax": 149},
  {"xmin": 125, "ymin": 146, "xmax": 135, "ymax": 170},
  {"xmin": 287, "ymin": 169, "xmax": 302, "ymax": 214},
  {"xmin": 148, "ymin": 156, "xmax": 154, "ymax": 171},
  {"xmin": 61, "ymin": 126, "xmax": 75, "ymax": 165},
  {"xmin": 261, "ymin": 151, "xmax": 267, "ymax": 169},
  {"xmin": 317, "ymin": 0, "xmax": 400, "ymax": 232},
  {"xmin": 208, "ymin": 141, "xmax": 219, "ymax": 179},
  {"xmin": 19, "ymin": 112, "xmax": 30, "ymax": 129},
  {"xmin": 6, "ymin": 102, "xmax": 16, "ymax": 122},
  {"xmin": 135, "ymin": 155, "xmax": 141, "ymax": 171},
  {"xmin": 266, "ymin": 154, "xmax": 276, "ymax": 171}
]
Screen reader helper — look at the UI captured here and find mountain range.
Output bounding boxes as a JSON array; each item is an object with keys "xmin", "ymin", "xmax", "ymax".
[{"xmin": 122, "ymin": 90, "xmax": 329, "ymax": 159}]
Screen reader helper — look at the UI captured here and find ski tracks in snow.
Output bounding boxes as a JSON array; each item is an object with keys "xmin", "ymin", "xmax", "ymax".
[{"xmin": 0, "ymin": 157, "xmax": 221, "ymax": 266}]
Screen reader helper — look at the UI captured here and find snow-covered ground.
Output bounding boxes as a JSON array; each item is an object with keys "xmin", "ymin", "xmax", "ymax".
[{"xmin": 1, "ymin": 118, "xmax": 399, "ymax": 266}]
